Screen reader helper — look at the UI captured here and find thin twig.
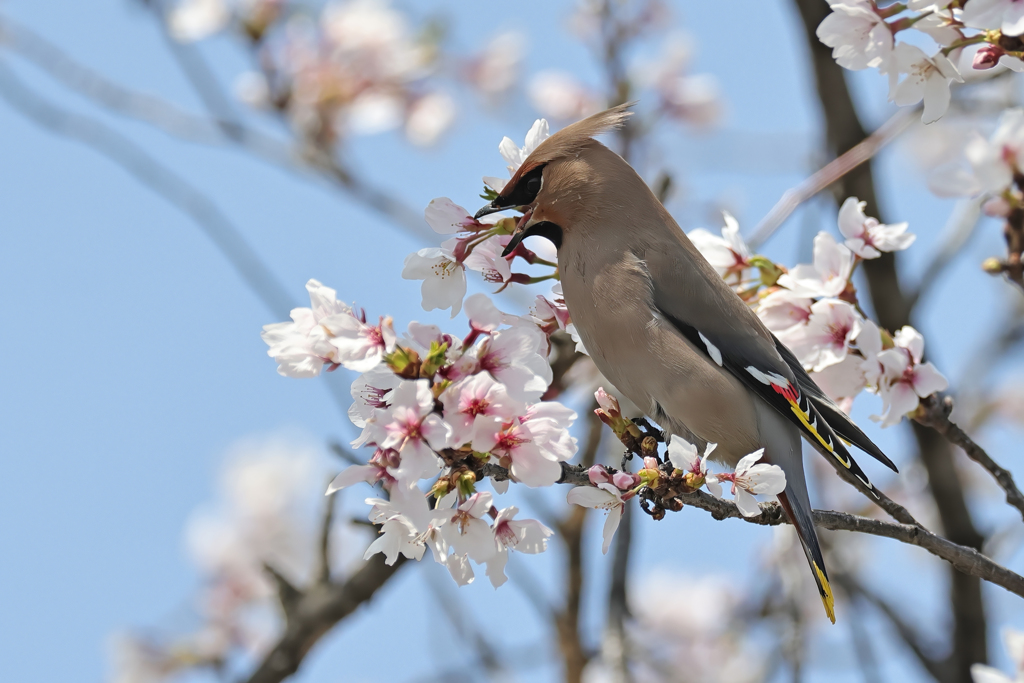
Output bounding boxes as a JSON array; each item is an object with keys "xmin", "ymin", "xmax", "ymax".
[
  {"xmin": 0, "ymin": 58, "xmax": 296, "ymax": 318},
  {"xmin": 314, "ymin": 486, "xmax": 336, "ymax": 585},
  {"xmin": 915, "ymin": 394, "xmax": 1024, "ymax": 523},
  {"xmin": 748, "ymin": 107, "xmax": 916, "ymax": 250}
]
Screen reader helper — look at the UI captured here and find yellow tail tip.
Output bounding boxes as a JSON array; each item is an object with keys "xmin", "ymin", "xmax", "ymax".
[{"xmin": 813, "ymin": 562, "xmax": 836, "ymax": 624}]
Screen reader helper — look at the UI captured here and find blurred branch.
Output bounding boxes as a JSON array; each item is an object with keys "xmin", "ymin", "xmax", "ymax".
[
  {"xmin": 748, "ymin": 107, "xmax": 916, "ymax": 250},
  {"xmin": 790, "ymin": 0, "xmax": 989, "ymax": 676},
  {"xmin": 423, "ymin": 568, "xmax": 504, "ymax": 677},
  {"xmin": 245, "ymin": 553, "xmax": 407, "ymax": 683},
  {"xmin": 603, "ymin": 491, "xmax": 633, "ymax": 683},
  {"xmin": 554, "ymin": 405, "xmax": 603, "ymax": 683},
  {"xmin": 914, "ymin": 394, "xmax": 1024, "ymax": 523},
  {"xmin": 314, "ymin": 486, "xmax": 336, "ymax": 584},
  {"xmin": 2, "ymin": 14, "xmax": 430, "ymax": 239},
  {"xmin": 836, "ymin": 572, "xmax": 946, "ymax": 683},
  {"xmin": 0, "ymin": 58, "xmax": 296, "ymax": 318}
]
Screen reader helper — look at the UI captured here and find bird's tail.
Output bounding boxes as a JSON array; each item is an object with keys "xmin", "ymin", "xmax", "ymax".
[{"xmin": 777, "ymin": 490, "xmax": 835, "ymax": 624}]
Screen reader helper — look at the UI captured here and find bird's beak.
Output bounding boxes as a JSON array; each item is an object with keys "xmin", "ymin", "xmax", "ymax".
[
  {"xmin": 501, "ymin": 207, "xmax": 534, "ymax": 257},
  {"xmin": 473, "ymin": 203, "xmax": 507, "ymax": 220}
]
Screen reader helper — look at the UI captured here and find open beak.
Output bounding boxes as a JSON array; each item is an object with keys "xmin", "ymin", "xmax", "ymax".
[{"xmin": 500, "ymin": 206, "xmax": 534, "ymax": 257}]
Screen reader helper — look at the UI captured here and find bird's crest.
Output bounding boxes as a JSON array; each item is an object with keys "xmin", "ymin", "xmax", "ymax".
[{"xmin": 506, "ymin": 102, "xmax": 635, "ymax": 190}]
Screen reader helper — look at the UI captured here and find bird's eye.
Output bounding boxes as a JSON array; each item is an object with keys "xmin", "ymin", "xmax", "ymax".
[{"xmin": 526, "ymin": 175, "xmax": 542, "ymax": 197}]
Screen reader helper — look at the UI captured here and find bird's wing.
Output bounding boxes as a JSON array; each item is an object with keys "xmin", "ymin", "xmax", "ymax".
[
  {"xmin": 772, "ymin": 334, "xmax": 897, "ymax": 472},
  {"xmin": 641, "ymin": 245, "xmax": 881, "ymax": 494}
]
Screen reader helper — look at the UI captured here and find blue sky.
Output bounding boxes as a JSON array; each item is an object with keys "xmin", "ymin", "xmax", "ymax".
[{"xmin": 2, "ymin": 1, "xmax": 1023, "ymax": 682}]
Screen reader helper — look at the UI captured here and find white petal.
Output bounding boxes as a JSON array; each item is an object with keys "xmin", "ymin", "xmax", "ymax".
[{"xmin": 601, "ymin": 505, "xmax": 623, "ymax": 554}]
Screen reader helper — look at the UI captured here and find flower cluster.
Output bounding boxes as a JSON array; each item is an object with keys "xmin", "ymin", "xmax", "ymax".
[
  {"xmin": 816, "ymin": 0, "xmax": 1024, "ymax": 123},
  {"xmin": 264, "ymin": 281, "xmax": 576, "ymax": 587},
  {"xmin": 167, "ymin": 0, "xmax": 523, "ymax": 148},
  {"xmin": 688, "ymin": 198, "xmax": 946, "ymax": 427}
]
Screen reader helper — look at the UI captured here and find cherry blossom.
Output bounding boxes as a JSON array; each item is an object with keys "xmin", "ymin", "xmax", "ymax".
[
  {"xmin": 837, "ymin": 197, "xmax": 915, "ymax": 259},
  {"xmin": 326, "ymin": 448, "xmax": 398, "ymax": 494},
  {"xmin": 777, "ymin": 232, "xmax": 855, "ymax": 298},
  {"xmin": 666, "ymin": 434, "xmax": 720, "ymax": 494},
  {"xmin": 357, "ymin": 380, "xmax": 451, "ymax": 481},
  {"xmin": 706, "ymin": 449, "xmax": 787, "ymax": 518},
  {"xmin": 405, "ymin": 93, "xmax": 456, "ymax": 147},
  {"xmin": 778, "ymin": 298, "xmax": 863, "ymax": 372},
  {"xmin": 440, "ymin": 492, "xmax": 497, "ymax": 563},
  {"xmin": 485, "ymin": 119, "xmax": 550, "ymax": 193},
  {"xmin": 329, "ymin": 314, "xmax": 397, "ymax": 373},
  {"xmin": 486, "ymin": 414, "xmax": 564, "ymax": 487},
  {"xmin": 485, "ymin": 506, "xmax": 553, "ymax": 588},
  {"xmin": 402, "ymin": 246, "xmax": 467, "ymax": 317},
  {"xmin": 462, "ymin": 235, "xmax": 513, "ymax": 287},
  {"xmin": 811, "ymin": 354, "xmax": 868, "ymax": 401},
  {"xmin": 363, "ymin": 506, "xmax": 424, "ymax": 565},
  {"xmin": 962, "ymin": 0, "xmax": 1024, "ymax": 36},
  {"xmin": 425, "ymin": 198, "xmax": 489, "ymax": 235},
  {"xmin": 687, "ymin": 213, "xmax": 751, "ymax": 279},
  {"xmin": 756, "ymin": 289, "xmax": 813, "ymax": 332},
  {"xmin": 873, "ymin": 326, "xmax": 949, "ymax": 428},
  {"xmin": 261, "ymin": 279, "xmax": 353, "ymax": 378},
  {"xmin": 441, "ymin": 373, "xmax": 522, "ymax": 450},
  {"xmin": 816, "ymin": 0, "xmax": 894, "ymax": 71},
  {"xmin": 462, "ymin": 326, "xmax": 553, "ymax": 402},
  {"xmin": 348, "ymin": 365, "xmax": 401, "ymax": 428},
  {"xmin": 566, "ymin": 483, "xmax": 626, "ymax": 554},
  {"xmin": 888, "ymin": 44, "xmax": 962, "ymax": 124}
]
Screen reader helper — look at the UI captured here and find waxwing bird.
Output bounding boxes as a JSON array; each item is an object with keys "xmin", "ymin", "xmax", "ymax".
[{"xmin": 474, "ymin": 103, "xmax": 897, "ymax": 623}]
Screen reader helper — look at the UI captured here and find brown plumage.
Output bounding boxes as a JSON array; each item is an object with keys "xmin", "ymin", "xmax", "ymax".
[{"xmin": 476, "ymin": 104, "xmax": 897, "ymax": 623}]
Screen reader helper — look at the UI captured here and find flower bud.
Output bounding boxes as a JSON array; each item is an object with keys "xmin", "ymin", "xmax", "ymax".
[
  {"xmin": 974, "ymin": 44, "xmax": 1005, "ymax": 70},
  {"xmin": 588, "ymin": 465, "xmax": 613, "ymax": 486},
  {"xmin": 612, "ymin": 471, "xmax": 640, "ymax": 490},
  {"xmin": 638, "ymin": 466, "xmax": 660, "ymax": 487},
  {"xmin": 385, "ymin": 346, "xmax": 421, "ymax": 378},
  {"xmin": 682, "ymin": 470, "xmax": 706, "ymax": 492},
  {"xmin": 641, "ymin": 436, "xmax": 659, "ymax": 458},
  {"xmin": 643, "ymin": 456, "xmax": 659, "ymax": 470},
  {"xmin": 983, "ymin": 257, "xmax": 1005, "ymax": 274},
  {"xmin": 595, "ymin": 387, "xmax": 621, "ymax": 416},
  {"xmin": 748, "ymin": 255, "xmax": 784, "ymax": 287}
]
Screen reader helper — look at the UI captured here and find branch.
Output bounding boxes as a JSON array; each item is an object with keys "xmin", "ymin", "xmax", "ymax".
[
  {"xmin": 486, "ymin": 460, "xmax": 1024, "ymax": 603},
  {"xmin": 0, "ymin": 58, "xmax": 296, "ymax": 319},
  {"xmin": 747, "ymin": 106, "xmax": 916, "ymax": 250},
  {"xmin": 244, "ymin": 553, "xmax": 408, "ymax": 683},
  {"xmin": 915, "ymin": 394, "xmax": 1024, "ymax": 523},
  {"xmin": 836, "ymin": 572, "xmax": 947, "ymax": 683}
]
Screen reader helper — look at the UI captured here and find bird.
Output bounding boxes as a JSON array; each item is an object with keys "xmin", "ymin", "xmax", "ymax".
[{"xmin": 473, "ymin": 103, "xmax": 897, "ymax": 623}]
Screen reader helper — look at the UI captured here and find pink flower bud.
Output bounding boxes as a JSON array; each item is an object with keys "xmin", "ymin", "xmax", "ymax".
[
  {"xmin": 612, "ymin": 471, "xmax": 640, "ymax": 490},
  {"xmin": 643, "ymin": 456, "xmax": 660, "ymax": 470},
  {"xmin": 983, "ymin": 196, "xmax": 1012, "ymax": 217},
  {"xmin": 974, "ymin": 45, "xmax": 1005, "ymax": 71},
  {"xmin": 595, "ymin": 387, "xmax": 621, "ymax": 417},
  {"xmin": 588, "ymin": 465, "xmax": 613, "ymax": 486}
]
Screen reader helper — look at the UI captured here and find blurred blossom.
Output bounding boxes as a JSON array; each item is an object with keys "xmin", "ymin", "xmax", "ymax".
[
  {"xmin": 405, "ymin": 92, "xmax": 456, "ymax": 146},
  {"xmin": 639, "ymin": 34, "xmax": 721, "ymax": 127},
  {"xmin": 931, "ymin": 108, "xmax": 1024, "ymax": 198},
  {"xmin": 234, "ymin": 71, "xmax": 271, "ymax": 108},
  {"xmin": 528, "ymin": 70, "xmax": 602, "ymax": 121},
  {"xmin": 169, "ymin": 0, "xmax": 230, "ymax": 41},
  {"xmin": 962, "ymin": 0, "xmax": 1024, "ymax": 36},
  {"xmin": 971, "ymin": 628, "xmax": 1024, "ymax": 682},
  {"xmin": 464, "ymin": 31, "xmax": 524, "ymax": 97},
  {"xmin": 630, "ymin": 570, "xmax": 766, "ymax": 683}
]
